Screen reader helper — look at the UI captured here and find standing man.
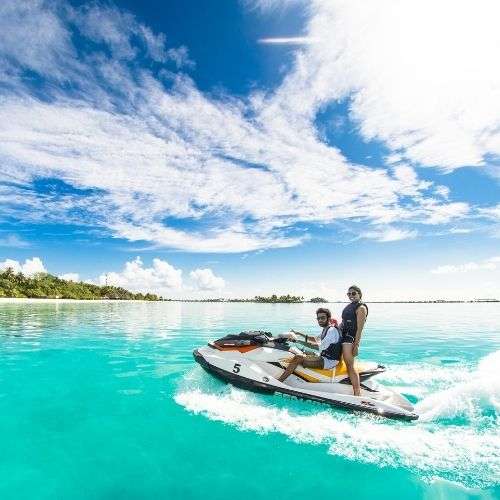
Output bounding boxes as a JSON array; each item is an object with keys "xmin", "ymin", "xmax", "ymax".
[
  {"xmin": 277, "ymin": 308, "xmax": 342, "ymax": 382},
  {"xmin": 340, "ymin": 285, "xmax": 368, "ymax": 396}
]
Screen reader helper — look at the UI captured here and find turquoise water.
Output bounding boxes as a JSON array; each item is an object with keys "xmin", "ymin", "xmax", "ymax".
[{"xmin": 0, "ymin": 301, "xmax": 499, "ymax": 500}]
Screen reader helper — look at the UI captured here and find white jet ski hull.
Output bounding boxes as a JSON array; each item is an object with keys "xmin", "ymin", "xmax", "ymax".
[{"xmin": 194, "ymin": 342, "xmax": 418, "ymax": 421}]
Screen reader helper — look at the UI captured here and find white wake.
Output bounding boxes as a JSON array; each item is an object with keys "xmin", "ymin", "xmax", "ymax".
[{"xmin": 175, "ymin": 351, "xmax": 500, "ymax": 488}]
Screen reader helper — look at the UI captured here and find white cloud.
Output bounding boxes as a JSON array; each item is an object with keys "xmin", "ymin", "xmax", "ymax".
[
  {"xmin": 0, "ymin": 254, "xmax": 225, "ymax": 296},
  {"xmin": 360, "ymin": 227, "xmax": 417, "ymax": 242},
  {"xmin": 111, "ymin": 220, "xmax": 303, "ymax": 254},
  {"xmin": 0, "ymin": 257, "xmax": 46, "ymax": 276},
  {"xmin": 478, "ymin": 204, "xmax": 500, "ymax": 221},
  {"xmin": 0, "ymin": 0, "xmax": 77, "ymax": 80},
  {"xmin": 97, "ymin": 257, "xmax": 183, "ymax": 295},
  {"xmin": 385, "ymin": 153, "xmax": 403, "ymax": 165},
  {"xmin": 72, "ymin": 5, "xmax": 138, "ymax": 60},
  {"xmin": 189, "ymin": 268, "xmax": 226, "ymax": 291},
  {"xmin": 264, "ymin": 0, "xmax": 500, "ymax": 171},
  {"xmin": 0, "ymin": 91, "xmax": 467, "ymax": 251},
  {"xmin": 420, "ymin": 201, "xmax": 470, "ymax": 225},
  {"xmin": 431, "ymin": 258, "xmax": 499, "ymax": 274},
  {"xmin": 0, "ymin": 0, "xmax": 495, "ymax": 253},
  {"xmin": 245, "ymin": 0, "xmax": 303, "ymax": 13},
  {"xmin": 258, "ymin": 37, "xmax": 316, "ymax": 45},
  {"xmin": 59, "ymin": 273, "xmax": 80, "ymax": 282},
  {"xmin": 94, "ymin": 258, "xmax": 226, "ymax": 296},
  {"xmin": 165, "ymin": 46, "xmax": 194, "ymax": 68},
  {"xmin": 434, "ymin": 186, "xmax": 450, "ymax": 199},
  {"xmin": 0, "ymin": 234, "xmax": 30, "ymax": 248}
]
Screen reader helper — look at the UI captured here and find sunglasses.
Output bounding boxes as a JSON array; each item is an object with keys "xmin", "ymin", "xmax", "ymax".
[
  {"xmin": 347, "ymin": 291, "xmax": 358, "ymax": 296},
  {"xmin": 316, "ymin": 316, "xmax": 327, "ymax": 321}
]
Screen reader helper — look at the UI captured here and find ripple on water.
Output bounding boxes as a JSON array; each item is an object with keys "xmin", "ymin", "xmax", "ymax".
[
  {"xmin": 114, "ymin": 370, "xmax": 140, "ymax": 378},
  {"xmin": 118, "ymin": 389, "xmax": 143, "ymax": 396}
]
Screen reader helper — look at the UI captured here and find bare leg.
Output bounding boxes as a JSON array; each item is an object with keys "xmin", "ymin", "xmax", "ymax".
[
  {"xmin": 278, "ymin": 355, "xmax": 304, "ymax": 382},
  {"xmin": 342, "ymin": 344, "xmax": 361, "ymax": 396}
]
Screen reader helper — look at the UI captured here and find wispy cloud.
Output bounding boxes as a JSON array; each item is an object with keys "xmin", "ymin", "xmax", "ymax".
[
  {"xmin": 258, "ymin": 37, "xmax": 316, "ymax": 45},
  {"xmin": 263, "ymin": 0, "xmax": 500, "ymax": 171},
  {"xmin": 431, "ymin": 256, "xmax": 500, "ymax": 274},
  {"xmin": 245, "ymin": 0, "xmax": 302, "ymax": 13},
  {"xmin": 0, "ymin": 234, "xmax": 30, "ymax": 248},
  {"xmin": 478, "ymin": 204, "xmax": 500, "ymax": 221},
  {"xmin": 359, "ymin": 227, "xmax": 418, "ymax": 243},
  {"xmin": 0, "ymin": 0, "xmax": 496, "ymax": 253}
]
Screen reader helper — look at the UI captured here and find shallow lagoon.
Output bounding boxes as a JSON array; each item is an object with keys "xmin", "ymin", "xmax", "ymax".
[{"xmin": 0, "ymin": 301, "xmax": 499, "ymax": 499}]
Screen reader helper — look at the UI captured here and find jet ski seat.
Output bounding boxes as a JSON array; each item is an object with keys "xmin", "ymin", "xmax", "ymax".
[
  {"xmin": 309, "ymin": 358, "xmax": 372, "ymax": 378},
  {"xmin": 309, "ymin": 357, "xmax": 348, "ymax": 378}
]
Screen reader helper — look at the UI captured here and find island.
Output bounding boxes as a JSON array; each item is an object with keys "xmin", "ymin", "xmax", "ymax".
[
  {"xmin": 1, "ymin": 268, "xmax": 498, "ymax": 303},
  {"xmin": 0, "ymin": 268, "xmax": 160, "ymax": 301}
]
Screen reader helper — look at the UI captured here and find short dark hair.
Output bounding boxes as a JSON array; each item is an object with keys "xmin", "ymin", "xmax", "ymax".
[
  {"xmin": 316, "ymin": 307, "xmax": 331, "ymax": 319},
  {"xmin": 348, "ymin": 285, "xmax": 362, "ymax": 298}
]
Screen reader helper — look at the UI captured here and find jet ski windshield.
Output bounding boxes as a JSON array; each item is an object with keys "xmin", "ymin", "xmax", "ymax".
[{"xmin": 213, "ymin": 331, "xmax": 272, "ymax": 348}]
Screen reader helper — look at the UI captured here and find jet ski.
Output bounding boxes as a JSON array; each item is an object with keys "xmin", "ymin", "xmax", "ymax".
[{"xmin": 193, "ymin": 330, "xmax": 418, "ymax": 421}]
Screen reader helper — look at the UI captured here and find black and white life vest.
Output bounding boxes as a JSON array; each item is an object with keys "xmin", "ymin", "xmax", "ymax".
[
  {"xmin": 341, "ymin": 301, "xmax": 369, "ymax": 337},
  {"xmin": 319, "ymin": 325, "xmax": 342, "ymax": 362}
]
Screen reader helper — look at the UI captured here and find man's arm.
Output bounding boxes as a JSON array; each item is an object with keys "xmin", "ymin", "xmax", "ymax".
[{"xmin": 290, "ymin": 329, "xmax": 319, "ymax": 349}]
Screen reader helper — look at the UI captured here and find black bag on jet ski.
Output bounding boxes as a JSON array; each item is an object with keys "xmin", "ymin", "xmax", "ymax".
[{"xmin": 213, "ymin": 331, "xmax": 271, "ymax": 347}]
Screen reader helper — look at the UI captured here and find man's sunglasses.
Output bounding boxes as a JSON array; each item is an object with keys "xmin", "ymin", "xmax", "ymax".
[
  {"xmin": 347, "ymin": 291, "xmax": 358, "ymax": 296},
  {"xmin": 316, "ymin": 316, "xmax": 328, "ymax": 321}
]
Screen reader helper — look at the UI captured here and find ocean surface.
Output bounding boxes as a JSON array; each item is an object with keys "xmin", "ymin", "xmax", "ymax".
[{"xmin": 0, "ymin": 300, "xmax": 499, "ymax": 500}]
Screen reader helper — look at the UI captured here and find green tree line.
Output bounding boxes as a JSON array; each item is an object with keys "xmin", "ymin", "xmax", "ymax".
[
  {"xmin": 253, "ymin": 294, "xmax": 304, "ymax": 303},
  {"xmin": 0, "ymin": 268, "xmax": 159, "ymax": 301}
]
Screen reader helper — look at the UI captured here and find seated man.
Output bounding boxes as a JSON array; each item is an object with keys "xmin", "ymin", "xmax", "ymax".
[{"xmin": 278, "ymin": 307, "xmax": 341, "ymax": 382}]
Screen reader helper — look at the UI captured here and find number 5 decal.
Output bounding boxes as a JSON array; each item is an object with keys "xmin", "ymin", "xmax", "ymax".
[{"xmin": 233, "ymin": 363, "xmax": 241, "ymax": 373}]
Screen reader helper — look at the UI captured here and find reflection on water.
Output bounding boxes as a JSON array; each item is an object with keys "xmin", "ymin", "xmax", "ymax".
[{"xmin": 1, "ymin": 300, "xmax": 499, "ymax": 361}]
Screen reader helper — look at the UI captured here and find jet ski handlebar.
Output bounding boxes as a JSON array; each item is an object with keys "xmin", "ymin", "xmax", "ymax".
[{"xmin": 271, "ymin": 336, "xmax": 294, "ymax": 344}]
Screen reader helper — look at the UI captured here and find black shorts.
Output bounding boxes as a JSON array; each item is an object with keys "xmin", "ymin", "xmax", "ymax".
[{"xmin": 342, "ymin": 333, "xmax": 356, "ymax": 344}]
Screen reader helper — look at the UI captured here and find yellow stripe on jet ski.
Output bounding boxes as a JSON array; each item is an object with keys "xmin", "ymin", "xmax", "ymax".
[
  {"xmin": 306, "ymin": 359, "xmax": 348, "ymax": 378},
  {"xmin": 335, "ymin": 359, "xmax": 348, "ymax": 376},
  {"xmin": 310, "ymin": 360, "xmax": 366, "ymax": 378},
  {"xmin": 293, "ymin": 369, "xmax": 321, "ymax": 383},
  {"xmin": 283, "ymin": 357, "xmax": 369, "ymax": 382},
  {"xmin": 280, "ymin": 357, "xmax": 322, "ymax": 382},
  {"xmin": 311, "ymin": 368, "xmax": 334, "ymax": 377}
]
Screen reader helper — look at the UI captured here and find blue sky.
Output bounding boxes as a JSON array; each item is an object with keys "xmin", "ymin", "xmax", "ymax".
[{"xmin": 1, "ymin": 0, "xmax": 499, "ymax": 300}]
